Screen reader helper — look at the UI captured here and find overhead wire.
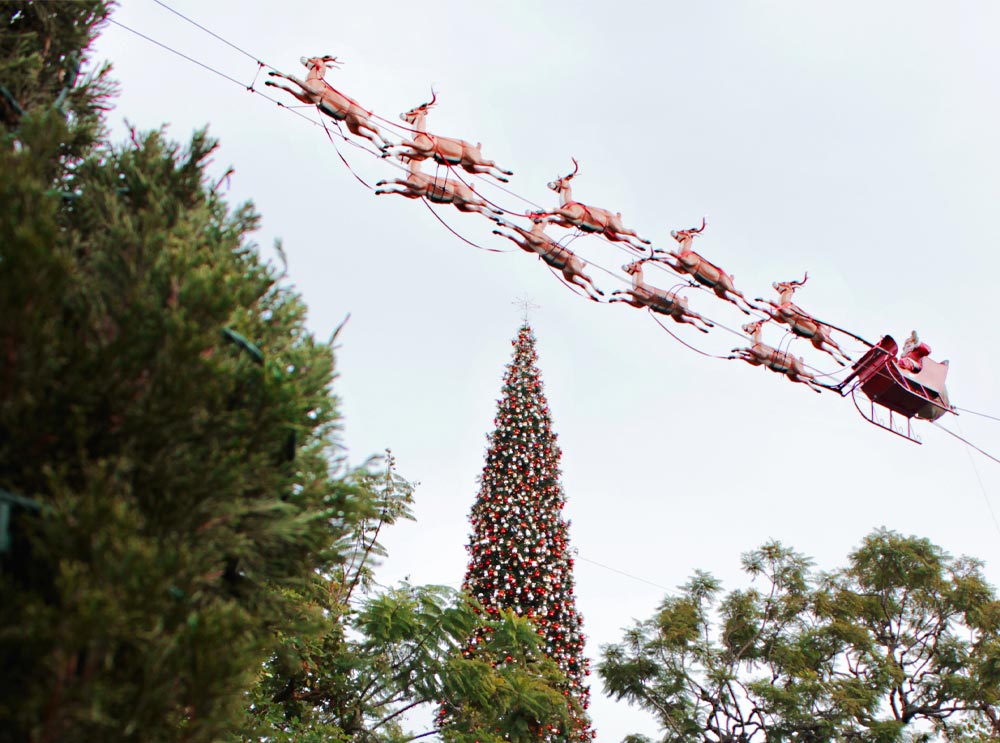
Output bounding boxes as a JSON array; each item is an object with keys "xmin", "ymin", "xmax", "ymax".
[
  {"xmin": 109, "ymin": 6, "xmax": 782, "ymax": 334},
  {"xmin": 151, "ymin": 0, "xmax": 262, "ymax": 65},
  {"xmin": 931, "ymin": 421, "xmax": 1000, "ymax": 467},
  {"xmin": 955, "ymin": 407, "xmax": 1000, "ymax": 423},
  {"xmin": 117, "ymin": 3, "xmax": 1000, "ymax": 454},
  {"xmin": 107, "ymin": 8, "xmax": 867, "ymax": 391},
  {"xmin": 113, "ymin": 0, "xmax": 1000, "ymax": 587},
  {"xmin": 108, "ymin": 18, "xmax": 249, "ymax": 90},
  {"xmin": 576, "ymin": 556, "xmax": 672, "ymax": 592},
  {"xmin": 953, "ymin": 421, "xmax": 1000, "ymax": 537}
]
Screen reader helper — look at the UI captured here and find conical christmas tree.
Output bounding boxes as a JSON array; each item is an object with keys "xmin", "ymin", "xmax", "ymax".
[{"xmin": 463, "ymin": 323, "xmax": 594, "ymax": 742}]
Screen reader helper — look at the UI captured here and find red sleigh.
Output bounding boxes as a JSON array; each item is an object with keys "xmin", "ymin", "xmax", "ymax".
[{"xmin": 835, "ymin": 335, "xmax": 955, "ymax": 443}]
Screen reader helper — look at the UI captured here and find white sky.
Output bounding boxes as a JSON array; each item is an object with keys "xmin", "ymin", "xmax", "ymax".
[{"xmin": 95, "ymin": 3, "xmax": 1000, "ymax": 740}]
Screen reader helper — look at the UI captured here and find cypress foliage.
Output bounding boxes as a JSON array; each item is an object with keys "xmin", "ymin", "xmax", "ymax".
[
  {"xmin": 461, "ymin": 324, "xmax": 594, "ymax": 742},
  {"xmin": 0, "ymin": 4, "xmax": 371, "ymax": 741}
]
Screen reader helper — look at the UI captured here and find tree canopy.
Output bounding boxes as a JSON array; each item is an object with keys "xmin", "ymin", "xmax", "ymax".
[
  {"xmin": 599, "ymin": 529, "xmax": 1000, "ymax": 743},
  {"xmin": 237, "ymin": 453, "xmax": 579, "ymax": 743}
]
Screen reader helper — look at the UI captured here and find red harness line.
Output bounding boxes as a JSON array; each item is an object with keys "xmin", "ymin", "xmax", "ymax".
[
  {"xmin": 648, "ymin": 312, "xmax": 732, "ymax": 360},
  {"xmin": 317, "ymin": 114, "xmax": 374, "ymax": 190},
  {"xmin": 419, "ymin": 198, "xmax": 507, "ymax": 254}
]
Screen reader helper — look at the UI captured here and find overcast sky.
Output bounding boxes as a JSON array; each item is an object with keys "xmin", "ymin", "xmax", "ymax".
[{"xmin": 96, "ymin": 3, "xmax": 1000, "ymax": 740}]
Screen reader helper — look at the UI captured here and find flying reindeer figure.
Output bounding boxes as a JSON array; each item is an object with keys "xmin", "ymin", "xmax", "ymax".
[
  {"xmin": 375, "ymin": 158, "xmax": 502, "ymax": 217},
  {"xmin": 492, "ymin": 215, "xmax": 605, "ymax": 301},
  {"xmin": 754, "ymin": 273, "xmax": 851, "ymax": 365},
  {"xmin": 540, "ymin": 159, "xmax": 650, "ymax": 250},
  {"xmin": 659, "ymin": 219, "xmax": 756, "ymax": 314},
  {"xmin": 609, "ymin": 260, "xmax": 714, "ymax": 333},
  {"xmin": 385, "ymin": 91, "xmax": 514, "ymax": 182},
  {"xmin": 265, "ymin": 55, "xmax": 388, "ymax": 149},
  {"xmin": 730, "ymin": 320, "xmax": 826, "ymax": 393}
]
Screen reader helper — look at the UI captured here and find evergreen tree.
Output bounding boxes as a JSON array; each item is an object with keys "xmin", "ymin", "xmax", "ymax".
[
  {"xmin": 459, "ymin": 324, "xmax": 594, "ymax": 742},
  {"xmin": 1, "ymin": 4, "xmax": 373, "ymax": 740}
]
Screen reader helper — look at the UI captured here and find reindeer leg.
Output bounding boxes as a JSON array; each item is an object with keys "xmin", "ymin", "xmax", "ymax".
[
  {"xmin": 722, "ymin": 290, "xmax": 752, "ymax": 316},
  {"xmin": 462, "ymin": 202, "xmax": 501, "ymax": 217},
  {"xmin": 608, "ymin": 294, "xmax": 642, "ymax": 308},
  {"xmin": 567, "ymin": 273, "xmax": 604, "ymax": 301},
  {"xmin": 792, "ymin": 374, "xmax": 825, "ymax": 394},
  {"xmin": 827, "ymin": 338, "xmax": 852, "ymax": 365},
  {"xmin": 361, "ymin": 121, "xmax": 389, "ymax": 150},
  {"xmin": 492, "ymin": 230, "xmax": 531, "ymax": 253},
  {"xmin": 624, "ymin": 228, "xmax": 651, "ymax": 245},
  {"xmin": 675, "ymin": 315, "xmax": 706, "ymax": 333},
  {"xmin": 374, "ymin": 181, "xmax": 416, "ymax": 197},
  {"xmin": 488, "ymin": 166, "xmax": 510, "ymax": 183},
  {"xmin": 571, "ymin": 277, "xmax": 604, "ymax": 302},
  {"xmin": 486, "ymin": 162, "xmax": 514, "ymax": 181},
  {"xmin": 814, "ymin": 343, "xmax": 847, "ymax": 366},
  {"xmin": 263, "ymin": 80, "xmax": 315, "ymax": 106},
  {"xmin": 679, "ymin": 314, "xmax": 712, "ymax": 334},
  {"xmin": 344, "ymin": 119, "xmax": 384, "ymax": 150},
  {"xmin": 466, "ymin": 162, "xmax": 510, "ymax": 183},
  {"xmin": 620, "ymin": 235, "xmax": 651, "ymax": 252}
]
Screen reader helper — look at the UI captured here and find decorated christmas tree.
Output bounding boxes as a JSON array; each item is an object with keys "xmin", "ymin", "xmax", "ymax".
[{"xmin": 462, "ymin": 323, "xmax": 594, "ymax": 742}]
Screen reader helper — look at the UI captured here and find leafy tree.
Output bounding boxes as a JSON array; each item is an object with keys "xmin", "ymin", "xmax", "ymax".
[
  {"xmin": 1, "ymin": 3, "xmax": 373, "ymax": 741},
  {"xmin": 599, "ymin": 529, "xmax": 1000, "ymax": 743},
  {"xmin": 238, "ymin": 454, "xmax": 577, "ymax": 743}
]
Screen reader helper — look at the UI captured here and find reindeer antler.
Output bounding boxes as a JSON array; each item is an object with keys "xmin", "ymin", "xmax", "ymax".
[
  {"xmin": 568, "ymin": 157, "xmax": 580, "ymax": 178},
  {"xmin": 424, "ymin": 88, "xmax": 438, "ymax": 108},
  {"xmin": 791, "ymin": 271, "xmax": 809, "ymax": 287},
  {"xmin": 322, "ymin": 55, "xmax": 343, "ymax": 68}
]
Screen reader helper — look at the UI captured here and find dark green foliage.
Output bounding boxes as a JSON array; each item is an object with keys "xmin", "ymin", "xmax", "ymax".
[
  {"xmin": 1, "ymin": 1, "xmax": 116, "ymax": 164},
  {"xmin": 238, "ymin": 458, "xmax": 576, "ymax": 743},
  {"xmin": 0, "ymin": 4, "xmax": 372, "ymax": 740},
  {"xmin": 599, "ymin": 530, "xmax": 1000, "ymax": 743}
]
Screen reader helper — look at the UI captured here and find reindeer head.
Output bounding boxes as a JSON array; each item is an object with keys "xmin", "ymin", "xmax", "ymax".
[
  {"xmin": 742, "ymin": 320, "xmax": 765, "ymax": 337},
  {"xmin": 669, "ymin": 217, "xmax": 707, "ymax": 246},
  {"xmin": 772, "ymin": 272, "xmax": 808, "ymax": 296},
  {"xmin": 547, "ymin": 158, "xmax": 579, "ymax": 193},
  {"xmin": 621, "ymin": 260, "xmax": 645, "ymax": 276},
  {"xmin": 301, "ymin": 55, "xmax": 342, "ymax": 73},
  {"xmin": 400, "ymin": 89, "xmax": 437, "ymax": 124}
]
